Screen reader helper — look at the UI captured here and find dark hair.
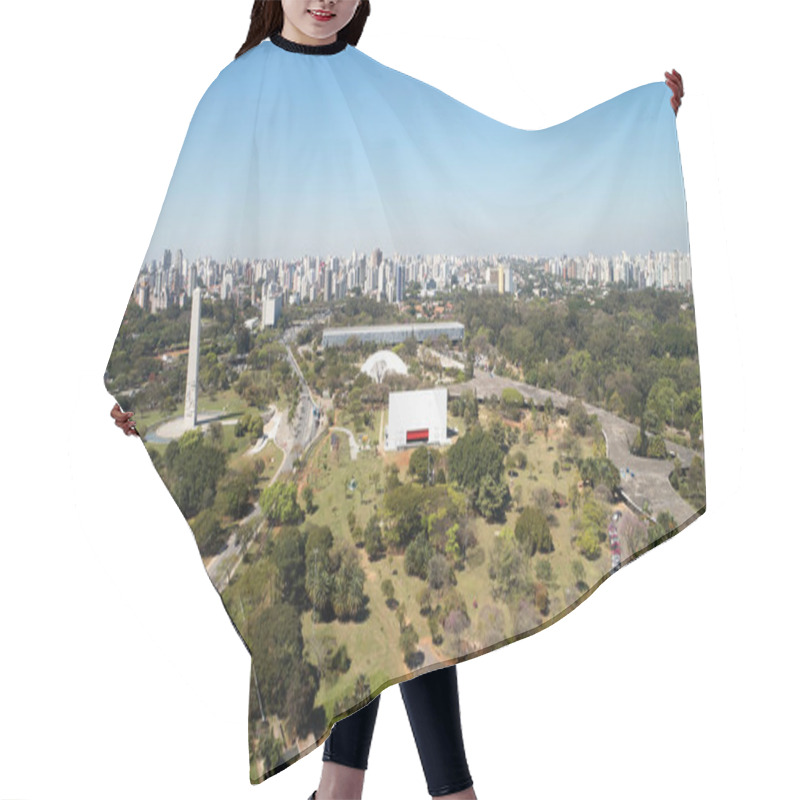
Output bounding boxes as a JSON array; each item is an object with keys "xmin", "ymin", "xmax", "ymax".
[{"xmin": 236, "ymin": 1, "xmax": 371, "ymax": 59}]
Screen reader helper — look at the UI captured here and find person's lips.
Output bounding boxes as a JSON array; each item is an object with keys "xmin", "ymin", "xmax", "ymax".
[{"xmin": 308, "ymin": 9, "xmax": 335, "ymax": 21}]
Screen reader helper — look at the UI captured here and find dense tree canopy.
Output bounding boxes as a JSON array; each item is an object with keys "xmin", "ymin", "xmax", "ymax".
[
  {"xmin": 215, "ymin": 466, "xmax": 258, "ymax": 519},
  {"xmin": 260, "ymin": 481, "xmax": 304, "ymax": 525},
  {"xmin": 489, "ymin": 531, "xmax": 535, "ymax": 605},
  {"xmin": 271, "ymin": 526, "xmax": 307, "ymax": 608},
  {"xmin": 329, "ymin": 542, "xmax": 366, "ymax": 620},
  {"xmin": 408, "ymin": 446, "xmax": 436, "ymax": 484},
  {"xmin": 458, "ymin": 288, "xmax": 702, "ymax": 440},
  {"xmin": 476, "ymin": 473, "xmax": 510, "ymax": 521},
  {"xmin": 163, "ymin": 427, "xmax": 227, "ymax": 519},
  {"xmin": 247, "ymin": 602, "xmax": 306, "ymax": 719},
  {"xmin": 383, "ymin": 484, "xmax": 425, "ymax": 548},
  {"xmin": 515, "ymin": 506, "xmax": 553, "ymax": 557},
  {"xmin": 578, "ymin": 457, "xmax": 621, "ymax": 494},
  {"xmin": 448, "ymin": 427, "xmax": 504, "ymax": 493},
  {"xmin": 670, "ymin": 455, "xmax": 706, "ymax": 510}
]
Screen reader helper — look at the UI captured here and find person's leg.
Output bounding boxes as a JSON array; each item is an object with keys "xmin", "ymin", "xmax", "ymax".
[
  {"xmin": 315, "ymin": 693, "xmax": 382, "ymax": 800},
  {"xmin": 400, "ymin": 665, "xmax": 476, "ymax": 799}
]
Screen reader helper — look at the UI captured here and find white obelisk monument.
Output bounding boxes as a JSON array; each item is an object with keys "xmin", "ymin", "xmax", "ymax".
[{"xmin": 183, "ymin": 286, "xmax": 201, "ymax": 430}]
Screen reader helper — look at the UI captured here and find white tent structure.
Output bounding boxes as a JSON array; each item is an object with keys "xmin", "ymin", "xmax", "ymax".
[
  {"xmin": 385, "ymin": 388, "xmax": 448, "ymax": 451},
  {"xmin": 360, "ymin": 350, "xmax": 409, "ymax": 383}
]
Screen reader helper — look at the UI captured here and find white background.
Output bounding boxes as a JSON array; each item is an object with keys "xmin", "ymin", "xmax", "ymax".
[{"xmin": 1, "ymin": 1, "xmax": 796, "ymax": 798}]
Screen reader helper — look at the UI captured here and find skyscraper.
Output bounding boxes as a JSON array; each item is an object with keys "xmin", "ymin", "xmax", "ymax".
[{"xmin": 395, "ymin": 263, "xmax": 406, "ymax": 304}]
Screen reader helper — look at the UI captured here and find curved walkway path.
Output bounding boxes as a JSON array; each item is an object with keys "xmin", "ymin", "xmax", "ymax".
[{"xmin": 330, "ymin": 426, "xmax": 360, "ymax": 461}]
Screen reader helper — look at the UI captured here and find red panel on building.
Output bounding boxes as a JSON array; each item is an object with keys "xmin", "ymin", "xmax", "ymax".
[{"xmin": 406, "ymin": 429, "xmax": 429, "ymax": 444}]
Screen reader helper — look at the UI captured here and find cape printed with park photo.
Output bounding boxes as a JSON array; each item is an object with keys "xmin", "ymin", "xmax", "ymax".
[{"xmin": 103, "ymin": 37, "xmax": 706, "ymax": 784}]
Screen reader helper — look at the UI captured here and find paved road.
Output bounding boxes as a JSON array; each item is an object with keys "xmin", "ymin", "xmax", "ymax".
[
  {"xmin": 206, "ymin": 329, "xmax": 325, "ymax": 591},
  {"xmin": 451, "ymin": 369, "xmax": 701, "ymax": 525},
  {"xmin": 280, "ymin": 333, "xmax": 320, "ymax": 474}
]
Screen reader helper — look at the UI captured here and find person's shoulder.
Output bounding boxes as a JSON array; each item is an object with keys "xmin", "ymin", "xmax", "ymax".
[
  {"xmin": 341, "ymin": 45, "xmax": 449, "ymax": 96},
  {"xmin": 344, "ymin": 44, "xmax": 417, "ymax": 77},
  {"xmin": 214, "ymin": 39, "xmax": 273, "ymax": 85},
  {"xmin": 193, "ymin": 40, "xmax": 274, "ymax": 107}
]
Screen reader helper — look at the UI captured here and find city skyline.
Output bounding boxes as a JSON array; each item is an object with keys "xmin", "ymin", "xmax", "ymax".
[{"xmin": 131, "ymin": 245, "xmax": 693, "ymax": 317}]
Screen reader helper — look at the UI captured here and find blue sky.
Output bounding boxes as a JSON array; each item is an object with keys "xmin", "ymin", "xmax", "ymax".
[{"xmin": 143, "ymin": 39, "xmax": 688, "ymax": 265}]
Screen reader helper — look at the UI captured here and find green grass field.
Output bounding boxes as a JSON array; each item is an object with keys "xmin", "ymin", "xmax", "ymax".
[
  {"xmin": 209, "ymin": 394, "xmax": 626, "ymax": 738},
  {"xmin": 303, "ymin": 430, "xmax": 384, "ymax": 535},
  {"xmin": 293, "ymin": 403, "xmax": 624, "ymax": 716}
]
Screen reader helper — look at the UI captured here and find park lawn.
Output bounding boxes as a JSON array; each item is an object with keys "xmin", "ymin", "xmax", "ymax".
[
  {"xmin": 127, "ymin": 402, "xmax": 194, "ymax": 436},
  {"xmin": 334, "ymin": 404, "xmax": 384, "ymax": 449},
  {"xmin": 299, "ymin": 403, "xmax": 622, "ymax": 710},
  {"xmin": 302, "ymin": 607, "xmax": 398, "ymax": 724},
  {"xmin": 142, "ymin": 424, "xmax": 276, "ymax": 476},
  {"xmin": 362, "ymin": 406, "xmax": 385, "ymax": 449},
  {"xmin": 300, "ymin": 432, "xmax": 419, "ymax": 715},
  {"xmin": 301, "ymin": 547, "xmax": 405, "ymax": 721},
  {"xmin": 251, "ymin": 440, "xmax": 284, "ymax": 486},
  {"xmin": 508, "ymin": 418, "xmax": 619, "ymax": 611},
  {"xmin": 454, "ymin": 408, "xmax": 615, "ymax": 628},
  {"xmin": 196, "ymin": 386, "xmax": 250, "ymax": 417},
  {"xmin": 130, "ymin": 387, "xmax": 250, "ymax": 438},
  {"xmin": 303, "ymin": 431, "xmax": 385, "ymax": 538},
  {"xmin": 207, "ymin": 417, "xmax": 263, "ymax": 460},
  {"xmin": 232, "ymin": 429, "xmax": 269, "ymax": 470}
]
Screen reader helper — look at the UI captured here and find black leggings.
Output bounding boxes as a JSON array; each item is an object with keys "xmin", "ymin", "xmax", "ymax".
[{"xmin": 322, "ymin": 664, "xmax": 473, "ymax": 797}]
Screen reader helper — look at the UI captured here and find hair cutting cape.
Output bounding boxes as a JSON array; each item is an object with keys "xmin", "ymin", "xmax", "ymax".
[{"xmin": 103, "ymin": 32, "xmax": 706, "ymax": 784}]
